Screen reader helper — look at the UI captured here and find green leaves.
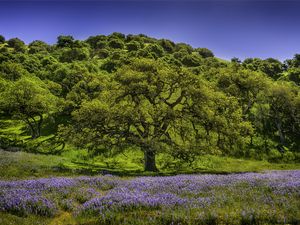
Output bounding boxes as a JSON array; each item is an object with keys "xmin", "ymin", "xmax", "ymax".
[
  {"xmin": 0, "ymin": 61, "xmax": 30, "ymax": 81},
  {"xmin": 1, "ymin": 77, "xmax": 59, "ymax": 138}
]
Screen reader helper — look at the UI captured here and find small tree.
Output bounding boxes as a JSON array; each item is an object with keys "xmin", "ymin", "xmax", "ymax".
[
  {"xmin": 196, "ymin": 48, "xmax": 214, "ymax": 58},
  {"xmin": 28, "ymin": 40, "xmax": 50, "ymax": 54},
  {"xmin": 1, "ymin": 77, "xmax": 58, "ymax": 139},
  {"xmin": 126, "ymin": 41, "xmax": 141, "ymax": 52},
  {"xmin": 57, "ymin": 35, "xmax": 74, "ymax": 48},
  {"xmin": 0, "ymin": 35, "xmax": 5, "ymax": 44},
  {"xmin": 108, "ymin": 39, "xmax": 124, "ymax": 49},
  {"xmin": 0, "ymin": 61, "xmax": 29, "ymax": 81},
  {"xmin": 60, "ymin": 47, "xmax": 90, "ymax": 62},
  {"xmin": 7, "ymin": 38, "xmax": 26, "ymax": 52}
]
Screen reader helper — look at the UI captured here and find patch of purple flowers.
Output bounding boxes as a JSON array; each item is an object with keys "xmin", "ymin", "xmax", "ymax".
[
  {"xmin": 79, "ymin": 187, "xmax": 190, "ymax": 216},
  {"xmin": 0, "ymin": 189, "xmax": 57, "ymax": 216},
  {"xmin": 0, "ymin": 170, "xmax": 299, "ymax": 219}
]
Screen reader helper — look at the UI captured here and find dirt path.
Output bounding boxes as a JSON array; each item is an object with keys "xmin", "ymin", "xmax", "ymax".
[{"xmin": 49, "ymin": 212, "xmax": 75, "ymax": 225}]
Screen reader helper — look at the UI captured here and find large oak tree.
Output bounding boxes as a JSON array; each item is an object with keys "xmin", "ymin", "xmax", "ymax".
[{"xmin": 67, "ymin": 58, "xmax": 250, "ymax": 171}]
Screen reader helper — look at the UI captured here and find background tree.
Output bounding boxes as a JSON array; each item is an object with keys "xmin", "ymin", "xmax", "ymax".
[
  {"xmin": 57, "ymin": 35, "xmax": 74, "ymax": 48},
  {"xmin": 28, "ymin": 40, "xmax": 50, "ymax": 54},
  {"xmin": 60, "ymin": 47, "xmax": 90, "ymax": 62},
  {"xmin": 181, "ymin": 54, "xmax": 202, "ymax": 67},
  {"xmin": 216, "ymin": 68, "xmax": 269, "ymax": 116},
  {"xmin": 126, "ymin": 41, "xmax": 141, "ymax": 52},
  {"xmin": 137, "ymin": 44, "xmax": 164, "ymax": 59},
  {"xmin": 85, "ymin": 35, "xmax": 107, "ymax": 49},
  {"xmin": 195, "ymin": 48, "xmax": 214, "ymax": 58},
  {"xmin": 108, "ymin": 39, "xmax": 124, "ymax": 49},
  {"xmin": 242, "ymin": 57, "xmax": 283, "ymax": 80},
  {"xmin": 286, "ymin": 68, "xmax": 300, "ymax": 85},
  {"xmin": 7, "ymin": 38, "xmax": 26, "ymax": 53},
  {"xmin": 0, "ymin": 61, "xmax": 29, "ymax": 81},
  {"xmin": 231, "ymin": 57, "xmax": 241, "ymax": 64},
  {"xmin": 159, "ymin": 39, "xmax": 175, "ymax": 53},
  {"xmin": 0, "ymin": 35, "xmax": 5, "ymax": 44},
  {"xmin": 0, "ymin": 77, "xmax": 58, "ymax": 138},
  {"xmin": 266, "ymin": 82, "xmax": 299, "ymax": 148}
]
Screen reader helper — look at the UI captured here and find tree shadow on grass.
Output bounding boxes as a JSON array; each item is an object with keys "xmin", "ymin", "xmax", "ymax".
[{"xmin": 54, "ymin": 160, "xmax": 237, "ymax": 177}]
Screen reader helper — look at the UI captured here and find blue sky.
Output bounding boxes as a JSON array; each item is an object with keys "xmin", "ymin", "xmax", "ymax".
[{"xmin": 0, "ymin": 0, "xmax": 300, "ymax": 61}]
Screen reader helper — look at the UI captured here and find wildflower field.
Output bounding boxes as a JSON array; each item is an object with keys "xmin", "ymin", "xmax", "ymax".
[{"xmin": 0, "ymin": 170, "xmax": 299, "ymax": 225}]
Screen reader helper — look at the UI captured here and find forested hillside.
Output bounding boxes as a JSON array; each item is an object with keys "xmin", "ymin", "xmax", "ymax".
[{"xmin": 0, "ymin": 33, "xmax": 299, "ymax": 171}]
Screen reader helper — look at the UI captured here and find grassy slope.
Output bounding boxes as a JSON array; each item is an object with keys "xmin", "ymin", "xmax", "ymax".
[{"xmin": 1, "ymin": 149, "xmax": 299, "ymax": 180}]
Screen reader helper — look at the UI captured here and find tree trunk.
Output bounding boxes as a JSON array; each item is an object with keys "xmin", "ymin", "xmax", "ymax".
[
  {"xmin": 144, "ymin": 148, "xmax": 158, "ymax": 172},
  {"xmin": 275, "ymin": 118, "xmax": 285, "ymax": 146},
  {"xmin": 24, "ymin": 118, "xmax": 37, "ymax": 139},
  {"xmin": 37, "ymin": 114, "xmax": 43, "ymax": 138}
]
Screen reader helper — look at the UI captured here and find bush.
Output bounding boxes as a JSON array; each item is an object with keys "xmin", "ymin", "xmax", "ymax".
[
  {"xmin": 108, "ymin": 39, "xmax": 124, "ymax": 49},
  {"xmin": 57, "ymin": 35, "xmax": 74, "ymax": 48},
  {"xmin": 0, "ymin": 35, "xmax": 5, "ymax": 44},
  {"xmin": 181, "ymin": 54, "xmax": 202, "ymax": 67},
  {"xmin": 268, "ymin": 149, "xmax": 282, "ymax": 162},
  {"xmin": 142, "ymin": 44, "xmax": 164, "ymax": 58},
  {"xmin": 7, "ymin": 38, "xmax": 26, "ymax": 52},
  {"xmin": 126, "ymin": 41, "xmax": 141, "ymax": 51},
  {"xmin": 60, "ymin": 47, "xmax": 90, "ymax": 62},
  {"xmin": 248, "ymin": 149, "xmax": 257, "ymax": 159},
  {"xmin": 159, "ymin": 39, "xmax": 175, "ymax": 53},
  {"xmin": 282, "ymin": 151, "xmax": 295, "ymax": 163},
  {"xmin": 86, "ymin": 35, "xmax": 107, "ymax": 48},
  {"xmin": 96, "ymin": 49, "xmax": 110, "ymax": 59},
  {"xmin": 95, "ymin": 40, "xmax": 107, "ymax": 49},
  {"xmin": 196, "ymin": 48, "xmax": 214, "ymax": 58},
  {"xmin": 294, "ymin": 152, "xmax": 300, "ymax": 163}
]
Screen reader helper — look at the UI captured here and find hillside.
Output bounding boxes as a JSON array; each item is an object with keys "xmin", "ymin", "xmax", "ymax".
[{"xmin": 0, "ymin": 33, "xmax": 299, "ymax": 172}]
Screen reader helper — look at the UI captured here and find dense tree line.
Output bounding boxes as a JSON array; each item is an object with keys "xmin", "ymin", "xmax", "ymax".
[{"xmin": 0, "ymin": 33, "xmax": 299, "ymax": 171}]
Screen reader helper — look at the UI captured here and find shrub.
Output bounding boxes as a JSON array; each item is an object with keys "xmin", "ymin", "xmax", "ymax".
[
  {"xmin": 126, "ymin": 41, "xmax": 141, "ymax": 51},
  {"xmin": 0, "ymin": 35, "xmax": 5, "ymax": 43},
  {"xmin": 7, "ymin": 38, "xmax": 26, "ymax": 52},
  {"xmin": 282, "ymin": 151, "xmax": 295, "ymax": 163},
  {"xmin": 248, "ymin": 149, "xmax": 257, "ymax": 159},
  {"xmin": 60, "ymin": 47, "xmax": 90, "ymax": 62},
  {"xmin": 268, "ymin": 149, "xmax": 282, "ymax": 162},
  {"xmin": 96, "ymin": 49, "xmax": 110, "ymax": 59},
  {"xmin": 196, "ymin": 48, "xmax": 214, "ymax": 58},
  {"xmin": 108, "ymin": 39, "xmax": 124, "ymax": 49}
]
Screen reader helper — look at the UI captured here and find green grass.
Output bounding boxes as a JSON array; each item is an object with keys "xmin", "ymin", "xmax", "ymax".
[
  {"xmin": 191, "ymin": 155, "xmax": 300, "ymax": 173},
  {"xmin": 215, "ymin": 57, "xmax": 230, "ymax": 63},
  {"xmin": 0, "ymin": 212, "xmax": 52, "ymax": 225},
  {"xmin": 0, "ymin": 150, "xmax": 73, "ymax": 179},
  {"xmin": 1, "ymin": 149, "xmax": 299, "ymax": 180}
]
